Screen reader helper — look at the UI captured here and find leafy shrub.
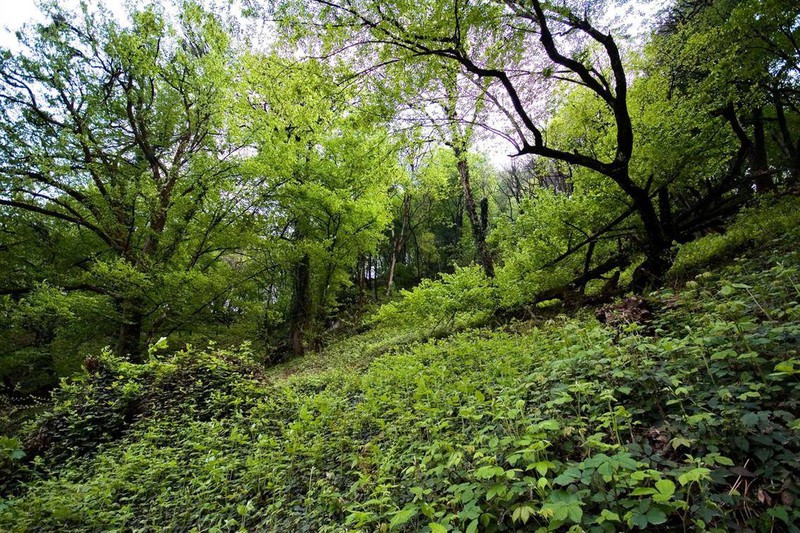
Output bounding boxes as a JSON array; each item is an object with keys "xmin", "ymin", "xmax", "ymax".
[
  {"xmin": 22, "ymin": 344, "xmax": 263, "ymax": 464},
  {"xmin": 491, "ymin": 189, "xmax": 624, "ymax": 308},
  {"xmin": 0, "ymin": 436, "xmax": 25, "ymax": 496},
  {"xmin": 372, "ymin": 265, "xmax": 498, "ymax": 330}
]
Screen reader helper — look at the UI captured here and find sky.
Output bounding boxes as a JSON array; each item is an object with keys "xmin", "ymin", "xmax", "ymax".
[
  {"xmin": 0, "ymin": 1, "xmax": 45, "ymax": 49},
  {"xmin": 0, "ymin": 0, "xmax": 128, "ymax": 50}
]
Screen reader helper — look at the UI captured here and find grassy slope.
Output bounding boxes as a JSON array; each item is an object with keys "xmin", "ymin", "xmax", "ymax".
[{"xmin": 1, "ymin": 197, "xmax": 799, "ymax": 532}]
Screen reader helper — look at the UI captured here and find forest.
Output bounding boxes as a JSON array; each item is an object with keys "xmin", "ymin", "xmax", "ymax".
[{"xmin": 0, "ymin": 0, "xmax": 799, "ymax": 530}]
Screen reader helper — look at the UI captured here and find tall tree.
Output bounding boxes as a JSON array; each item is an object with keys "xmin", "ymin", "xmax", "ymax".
[
  {"xmin": 657, "ymin": 0, "xmax": 800, "ymax": 189},
  {"xmin": 275, "ymin": 0, "xmax": 677, "ymax": 285},
  {"xmin": 236, "ymin": 54, "xmax": 397, "ymax": 357},
  {"xmin": 0, "ymin": 3, "xmax": 250, "ymax": 360}
]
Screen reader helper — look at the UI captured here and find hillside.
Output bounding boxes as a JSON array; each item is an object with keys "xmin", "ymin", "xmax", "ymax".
[
  {"xmin": 2, "ymin": 0, "xmax": 800, "ymax": 530},
  {"xmin": 0, "ymin": 198, "xmax": 798, "ymax": 531}
]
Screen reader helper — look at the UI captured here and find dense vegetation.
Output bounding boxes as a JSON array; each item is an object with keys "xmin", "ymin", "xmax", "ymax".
[
  {"xmin": 1, "ymin": 0, "xmax": 799, "ymax": 530},
  {"xmin": 1, "ymin": 198, "xmax": 798, "ymax": 530}
]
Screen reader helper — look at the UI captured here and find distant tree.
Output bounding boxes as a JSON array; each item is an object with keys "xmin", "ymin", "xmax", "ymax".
[{"xmin": 235, "ymin": 55, "xmax": 397, "ymax": 357}]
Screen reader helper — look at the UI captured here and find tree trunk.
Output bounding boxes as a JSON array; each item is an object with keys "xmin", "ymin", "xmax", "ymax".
[
  {"xmin": 751, "ymin": 108, "xmax": 774, "ymax": 193},
  {"xmin": 288, "ymin": 252, "xmax": 311, "ymax": 357},
  {"xmin": 774, "ymin": 101, "xmax": 800, "ymax": 184},
  {"xmin": 116, "ymin": 300, "xmax": 144, "ymax": 362},
  {"xmin": 386, "ymin": 193, "xmax": 411, "ymax": 295},
  {"xmin": 627, "ymin": 185, "xmax": 670, "ymax": 291},
  {"xmin": 385, "ymin": 250, "xmax": 399, "ymax": 297},
  {"xmin": 480, "ymin": 197, "xmax": 489, "ymax": 232},
  {"xmin": 369, "ymin": 254, "xmax": 378, "ymax": 300},
  {"xmin": 454, "ymin": 147, "xmax": 495, "ymax": 278},
  {"xmin": 454, "ymin": 194, "xmax": 464, "ymax": 242},
  {"xmin": 314, "ymin": 259, "xmax": 337, "ymax": 350},
  {"xmin": 578, "ymin": 240, "xmax": 596, "ymax": 294},
  {"xmin": 357, "ymin": 255, "xmax": 367, "ymax": 306}
]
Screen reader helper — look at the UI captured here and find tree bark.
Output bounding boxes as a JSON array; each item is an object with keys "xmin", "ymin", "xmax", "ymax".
[
  {"xmin": 453, "ymin": 146, "xmax": 495, "ymax": 278},
  {"xmin": 115, "ymin": 300, "xmax": 144, "ymax": 362},
  {"xmin": 288, "ymin": 252, "xmax": 311, "ymax": 357},
  {"xmin": 386, "ymin": 192, "xmax": 411, "ymax": 295},
  {"xmin": 628, "ymin": 185, "xmax": 670, "ymax": 291},
  {"xmin": 750, "ymin": 108, "xmax": 774, "ymax": 193},
  {"xmin": 480, "ymin": 197, "xmax": 489, "ymax": 232},
  {"xmin": 369, "ymin": 254, "xmax": 378, "ymax": 300},
  {"xmin": 774, "ymin": 101, "xmax": 800, "ymax": 183},
  {"xmin": 357, "ymin": 254, "xmax": 367, "ymax": 305}
]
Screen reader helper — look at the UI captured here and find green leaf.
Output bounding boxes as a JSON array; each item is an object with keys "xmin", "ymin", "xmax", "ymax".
[
  {"xmin": 553, "ymin": 467, "xmax": 581, "ymax": 486},
  {"xmin": 714, "ymin": 455, "xmax": 734, "ymax": 466},
  {"xmin": 474, "ymin": 465, "xmax": 503, "ymax": 479},
  {"xmin": 541, "ymin": 492, "xmax": 583, "ymax": 524},
  {"xmin": 512, "ymin": 505, "xmax": 534, "ymax": 524},
  {"xmin": 655, "ymin": 479, "xmax": 675, "ymax": 497},
  {"xmin": 599, "ymin": 509, "xmax": 621, "ymax": 523},
  {"xmin": 537, "ymin": 419, "xmax": 561, "ymax": 431},
  {"xmin": 677, "ymin": 467, "xmax": 711, "ymax": 486},
  {"xmin": 9, "ymin": 449, "xmax": 25, "ymax": 461},
  {"xmin": 486, "ymin": 484, "xmax": 505, "ymax": 501},
  {"xmin": 645, "ymin": 508, "xmax": 667, "ymax": 525},
  {"xmin": 719, "ymin": 285, "xmax": 736, "ymax": 296},
  {"xmin": 390, "ymin": 506, "xmax": 418, "ymax": 529},
  {"xmin": 429, "ymin": 523, "xmax": 447, "ymax": 533},
  {"xmin": 670, "ymin": 436, "xmax": 693, "ymax": 449},
  {"xmin": 741, "ymin": 412, "xmax": 760, "ymax": 427},
  {"xmin": 568, "ymin": 505, "xmax": 583, "ymax": 523},
  {"xmin": 533, "ymin": 460, "xmax": 554, "ymax": 476}
]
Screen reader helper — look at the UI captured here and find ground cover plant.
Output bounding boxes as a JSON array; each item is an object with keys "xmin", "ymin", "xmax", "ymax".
[{"xmin": 1, "ymin": 203, "xmax": 798, "ymax": 531}]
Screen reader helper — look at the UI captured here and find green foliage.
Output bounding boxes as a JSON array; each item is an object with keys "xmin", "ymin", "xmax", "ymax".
[
  {"xmin": 1, "ymin": 0, "xmax": 800, "ymax": 530},
  {"xmin": 0, "ymin": 284, "xmax": 113, "ymax": 395},
  {"xmin": 492, "ymin": 189, "xmax": 606, "ymax": 307},
  {"xmin": 670, "ymin": 195, "xmax": 800, "ymax": 279},
  {"xmin": 0, "ymin": 0, "xmax": 262, "ymax": 371},
  {"xmin": 23, "ymin": 345, "xmax": 263, "ymax": 465},
  {"xmin": 2, "ymin": 223, "xmax": 799, "ymax": 530},
  {"xmin": 372, "ymin": 265, "xmax": 498, "ymax": 330},
  {"xmin": 234, "ymin": 53, "xmax": 398, "ymax": 348}
]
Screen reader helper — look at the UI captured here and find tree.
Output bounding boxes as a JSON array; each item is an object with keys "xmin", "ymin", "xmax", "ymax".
[
  {"xmin": 0, "ymin": 3, "xmax": 252, "ymax": 361},
  {"xmin": 656, "ymin": 0, "xmax": 800, "ymax": 188},
  {"xmin": 274, "ymin": 0, "xmax": 680, "ymax": 286},
  {"xmin": 235, "ymin": 54, "xmax": 397, "ymax": 356}
]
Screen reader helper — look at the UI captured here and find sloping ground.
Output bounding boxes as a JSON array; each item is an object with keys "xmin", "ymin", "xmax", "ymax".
[{"xmin": 0, "ymin": 200, "xmax": 799, "ymax": 531}]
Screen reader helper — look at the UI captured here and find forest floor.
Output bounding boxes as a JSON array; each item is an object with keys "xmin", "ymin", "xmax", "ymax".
[{"xmin": 1, "ymin": 196, "xmax": 799, "ymax": 531}]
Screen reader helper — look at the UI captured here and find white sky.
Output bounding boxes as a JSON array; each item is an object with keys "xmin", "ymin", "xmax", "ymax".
[
  {"xmin": 0, "ymin": 0, "xmax": 128, "ymax": 50},
  {"xmin": 0, "ymin": 1, "xmax": 46, "ymax": 49}
]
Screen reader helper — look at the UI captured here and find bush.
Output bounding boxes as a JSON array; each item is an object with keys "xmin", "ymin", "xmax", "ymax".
[
  {"xmin": 21, "ymin": 344, "xmax": 264, "ymax": 464},
  {"xmin": 372, "ymin": 265, "xmax": 499, "ymax": 331}
]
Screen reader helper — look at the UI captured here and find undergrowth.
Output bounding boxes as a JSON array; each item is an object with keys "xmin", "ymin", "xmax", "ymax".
[{"xmin": 0, "ymin": 203, "xmax": 798, "ymax": 531}]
